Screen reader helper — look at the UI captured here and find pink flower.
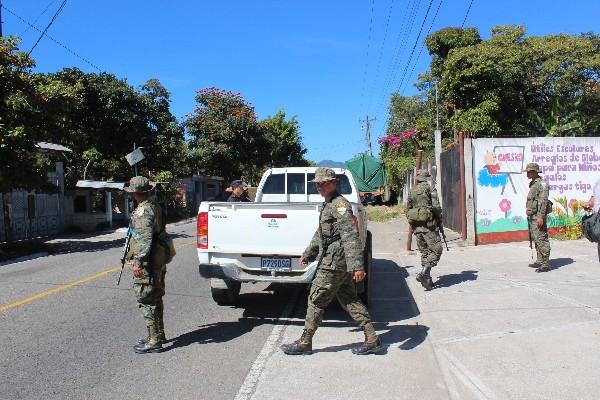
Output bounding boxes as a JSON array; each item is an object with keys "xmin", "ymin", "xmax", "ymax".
[{"xmin": 499, "ymin": 198, "xmax": 512, "ymax": 212}]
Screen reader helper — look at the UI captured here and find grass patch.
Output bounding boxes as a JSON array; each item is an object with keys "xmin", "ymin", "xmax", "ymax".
[
  {"xmin": 0, "ymin": 240, "xmax": 52, "ymax": 262},
  {"xmin": 366, "ymin": 205, "xmax": 405, "ymax": 222}
]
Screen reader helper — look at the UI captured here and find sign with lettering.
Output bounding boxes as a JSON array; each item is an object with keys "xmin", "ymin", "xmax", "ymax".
[{"xmin": 472, "ymin": 137, "xmax": 599, "ymax": 240}]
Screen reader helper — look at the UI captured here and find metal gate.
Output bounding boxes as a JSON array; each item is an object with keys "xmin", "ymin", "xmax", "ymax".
[{"xmin": 440, "ymin": 145, "xmax": 463, "ymax": 233}]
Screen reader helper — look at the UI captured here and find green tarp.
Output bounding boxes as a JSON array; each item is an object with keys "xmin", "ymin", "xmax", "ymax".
[{"xmin": 344, "ymin": 153, "xmax": 386, "ymax": 192}]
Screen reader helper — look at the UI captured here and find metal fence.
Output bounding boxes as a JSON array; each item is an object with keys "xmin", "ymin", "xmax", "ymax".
[{"xmin": 440, "ymin": 144, "xmax": 463, "ymax": 232}]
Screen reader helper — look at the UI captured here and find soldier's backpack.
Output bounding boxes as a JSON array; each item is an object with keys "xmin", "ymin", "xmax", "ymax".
[
  {"xmin": 155, "ymin": 231, "xmax": 177, "ymax": 264},
  {"xmin": 583, "ymin": 211, "xmax": 600, "ymax": 243},
  {"xmin": 406, "ymin": 184, "xmax": 433, "ymax": 225}
]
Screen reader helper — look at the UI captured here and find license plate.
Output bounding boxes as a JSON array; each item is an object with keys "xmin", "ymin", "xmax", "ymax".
[{"xmin": 261, "ymin": 257, "xmax": 292, "ymax": 271}]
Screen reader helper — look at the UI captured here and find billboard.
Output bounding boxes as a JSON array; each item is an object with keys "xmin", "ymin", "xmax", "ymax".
[{"xmin": 472, "ymin": 137, "xmax": 600, "ymax": 243}]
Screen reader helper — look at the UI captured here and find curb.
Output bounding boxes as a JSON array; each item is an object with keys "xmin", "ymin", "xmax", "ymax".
[{"xmin": 0, "ymin": 252, "xmax": 49, "ymax": 267}]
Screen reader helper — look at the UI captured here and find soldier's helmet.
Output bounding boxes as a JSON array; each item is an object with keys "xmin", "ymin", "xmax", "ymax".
[
  {"xmin": 523, "ymin": 163, "xmax": 541, "ymax": 173},
  {"xmin": 415, "ymin": 169, "xmax": 431, "ymax": 182},
  {"xmin": 310, "ymin": 168, "xmax": 337, "ymax": 183},
  {"xmin": 124, "ymin": 176, "xmax": 156, "ymax": 193}
]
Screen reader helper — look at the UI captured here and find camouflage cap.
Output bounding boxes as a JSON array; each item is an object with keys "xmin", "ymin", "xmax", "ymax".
[
  {"xmin": 310, "ymin": 167, "xmax": 337, "ymax": 183},
  {"xmin": 415, "ymin": 169, "xmax": 431, "ymax": 182},
  {"xmin": 523, "ymin": 162, "xmax": 541, "ymax": 173},
  {"xmin": 124, "ymin": 176, "xmax": 155, "ymax": 193}
]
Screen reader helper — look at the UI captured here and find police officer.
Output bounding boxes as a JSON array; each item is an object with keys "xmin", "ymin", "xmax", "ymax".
[
  {"xmin": 524, "ymin": 163, "xmax": 551, "ymax": 272},
  {"xmin": 281, "ymin": 168, "xmax": 381, "ymax": 356},
  {"xmin": 227, "ymin": 180, "xmax": 251, "ymax": 202},
  {"xmin": 406, "ymin": 169, "xmax": 443, "ymax": 290},
  {"xmin": 125, "ymin": 176, "xmax": 168, "ymax": 353}
]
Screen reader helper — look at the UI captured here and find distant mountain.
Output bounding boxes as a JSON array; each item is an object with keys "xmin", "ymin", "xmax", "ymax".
[{"xmin": 317, "ymin": 160, "xmax": 346, "ymax": 168}]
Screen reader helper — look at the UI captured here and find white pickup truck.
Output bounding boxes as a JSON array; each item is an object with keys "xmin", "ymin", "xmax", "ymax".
[{"xmin": 196, "ymin": 167, "xmax": 373, "ymax": 306}]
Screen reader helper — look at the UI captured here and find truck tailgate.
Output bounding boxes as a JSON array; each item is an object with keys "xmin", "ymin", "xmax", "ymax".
[{"xmin": 205, "ymin": 203, "xmax": 320, "ymax": 255}]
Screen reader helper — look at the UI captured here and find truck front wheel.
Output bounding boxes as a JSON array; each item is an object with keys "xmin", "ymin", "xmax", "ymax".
[{"xmin": 210, "ymin": 278, "xmax": 241, "ymax": 305}]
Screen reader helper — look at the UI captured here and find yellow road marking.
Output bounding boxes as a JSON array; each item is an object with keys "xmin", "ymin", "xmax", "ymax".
[{"xmin": 0, "ymin": 241, "xmax": 195, "ymax": 313}]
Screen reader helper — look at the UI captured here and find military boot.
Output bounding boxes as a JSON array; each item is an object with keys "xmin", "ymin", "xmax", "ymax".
[
  {"xmin": 134, "ymin": 322, "xmax": 163, "ymax": 353},
  {"xmin": 281, "ymin": 329, "xmax": 314, "ymax": 355},
  {"xmin": 352, "ymin": 323, "xmax": 382, "ymax": 355},
  {"xmin": 535, "ymin": 264, "xmax": 551, "ymax": 273},
  {"xmin": 416, "ymin": 267, "xmax": 434, "ymax": 290},
  {"xmin": 528, "ymin": 262, "xmax": 540, "ymax": 268}
]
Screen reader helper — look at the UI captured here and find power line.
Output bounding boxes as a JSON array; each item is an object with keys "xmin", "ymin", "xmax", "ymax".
[
  {"xmin": 21, "ymin": 0, "xmax": 56, "ymax": 35},
  {"xmin": 359, "ymin": 0, "xmax": 376, "ymax": 113},
  {"xmin": 399, "ymin": 0, "xmax": 444, "ymax": 94},
  {"xmin": 365, "ymin": 0, "xmax": 395, "ymax": 115},
  {"xmin": 461, "ymin": 0, "xmax": 474, "ymax": 28},
  {"xmin": 377, "ymin": 0, "xmax": 443, "ymax": 139},
  {"xmin": 395, "ymin": 0, "xmax": 435, "ymax": 92},
  {"xmin": 29, "ymin": 0, "xmax": 68, "ymax": 55},
  {"xmin": 370, "ymin": 0, "xmax": 421, "ymax": 124},
  {"xmin": 1, "ymin": 3, "xmax": 102, "ymax": 71}
]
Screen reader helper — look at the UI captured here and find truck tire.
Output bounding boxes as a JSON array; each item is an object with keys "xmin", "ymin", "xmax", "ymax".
[
  {"xmin": 359, "ymin": 231, "xmax": 373, "ymax": 307},
  {"xmin": 210, "ymin": 279, "xmax": 241, "ymax": 305}
]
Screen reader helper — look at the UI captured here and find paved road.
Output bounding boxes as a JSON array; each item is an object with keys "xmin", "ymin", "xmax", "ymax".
[{"xmin": 0, "ymin": 221, "xmax": 300, "ymax": 400}]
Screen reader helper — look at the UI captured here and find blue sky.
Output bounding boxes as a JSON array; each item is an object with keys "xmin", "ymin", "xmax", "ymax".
[{"xmin": 2, "ymin": 1, "xmax": 599, "ymax": 162}]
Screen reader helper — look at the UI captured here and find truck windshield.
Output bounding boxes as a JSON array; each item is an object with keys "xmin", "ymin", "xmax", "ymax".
[{"xmin": 307, "ymin": 174, "xmax": 352, "ymax": 195}]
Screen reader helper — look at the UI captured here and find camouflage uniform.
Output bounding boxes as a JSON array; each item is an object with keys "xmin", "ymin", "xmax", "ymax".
[
  {"xmin": 524, "ymin": 163, "xmax": 551, "ymax": 272},
  {"xmin": 125, "ymin": 176, "xmax": 168, "ymax": 352},
  {"xmin": 406, "ymin": 169, "xmax": 443, "ymax": 290},
  {"xmin": 281, "ymin": 168, "xmax": 381, "ymax": 355}
]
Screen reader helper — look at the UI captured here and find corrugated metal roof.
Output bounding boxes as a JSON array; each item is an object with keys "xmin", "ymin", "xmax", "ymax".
[
  {"xmin": 76, "ymin": 180, "xmax": 126, "ymax": 190},
  {"xmin": 37, "ymin": 142, "xmax": 73, "ymax": 152}
]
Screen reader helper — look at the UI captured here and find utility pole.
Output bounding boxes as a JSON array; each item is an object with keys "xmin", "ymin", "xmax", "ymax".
[
  {"xmin": 1, "ymin": 0, "xmax": 4, "ymax": 38},
  {"xmin": 359, "ymin": 115, "xmax": 376, "ymax": 156}
]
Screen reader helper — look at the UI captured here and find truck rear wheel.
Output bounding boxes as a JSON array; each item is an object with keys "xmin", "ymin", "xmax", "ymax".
[
  {"xmin": 359, "ymin": 231, "xmax": 373, "ymax": 307},
  {"xmin": 210, "ymin": 279, "xmax": 241, "ymax": 305}
]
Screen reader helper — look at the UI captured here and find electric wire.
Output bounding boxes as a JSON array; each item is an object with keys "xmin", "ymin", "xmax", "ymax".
[
  {"xmin": 461, "ymin": 0, "xmax": 474, "ymax": 28},
  {"xmin": 359, "ymin": 0, "xmax": 376, "ymax": 114},
  {"xmin": 28, "ymin": 0, "xmax": 68, "ymax": 55},
  {"xmin": 1, "ymin": 3, "xmax": 102, "ymax": 72},
  {"xmin": 21, "ymin": 0, "xmax": 56, "ymax": 35}
]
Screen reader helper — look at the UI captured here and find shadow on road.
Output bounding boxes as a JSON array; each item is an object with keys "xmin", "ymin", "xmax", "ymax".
[
  {"xmin": 550, "ymin": 257, "xmax": 575, "ymax": 269},
  {"xmin": 49, "ymin": 232, "xmax": 192, "ymax": 255},
  {"xmin": 434, "ymin": 270, "xmax": 478, "ymax": 289},
  {"xmin": 165, "ymin": 257, "xmax": 427, "ymax": 353}
]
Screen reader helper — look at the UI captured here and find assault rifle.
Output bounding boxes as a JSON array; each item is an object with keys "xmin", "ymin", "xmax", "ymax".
[
  {"xmin": 527, "ymin": 218, "xmax": 534, "ymax": 260},
  {"xmin": 437, "ymin": 216, "xmax": 449, "ymax": 251},
  {"xmin": 117, "ymin": 225, "xmax": 133, "ymax": 285}
]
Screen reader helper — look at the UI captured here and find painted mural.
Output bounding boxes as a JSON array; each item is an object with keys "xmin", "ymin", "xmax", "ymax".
[{"xmin": 472, "ymin": 137, "xmax": 600, "ymax": 241}]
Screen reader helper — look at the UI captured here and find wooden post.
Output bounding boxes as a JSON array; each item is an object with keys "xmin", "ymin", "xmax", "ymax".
[
  {"xmin": 406, "ymin": 149, "xmax": 423, "ymax": 251},
  {"xmin": 459, "ymin": 131, "xmax": 467, "ymax": 240}
]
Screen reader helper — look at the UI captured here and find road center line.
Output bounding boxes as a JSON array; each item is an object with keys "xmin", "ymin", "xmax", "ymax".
[{"xmin": 0, "ymin": 241, "xmax": 195, "ymax": 313}]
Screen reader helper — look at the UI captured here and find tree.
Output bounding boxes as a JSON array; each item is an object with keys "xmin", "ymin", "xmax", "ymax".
[
  {"xmin": 0, "ymin": 37, "xmax": 50, "ymax": 193},
  {"xmin": 185, "ymin": 88, "xmax": 264, "ymax": 185},
  {"xmin": 260, "ymin": 109, "xmax": 308, "ymax": 168},
  {"xmin": 435, "ymin": 26, "xmax": 600, "ymax": 136},
  {"xmin": 33, "ymin": 69, "xmax": 186, "ymax": 185}
]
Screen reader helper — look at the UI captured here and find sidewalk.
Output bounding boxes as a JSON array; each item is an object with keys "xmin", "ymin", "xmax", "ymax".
[{"xmin": 246, "ymin": 218, "xmax": 600, "ymax": 400}]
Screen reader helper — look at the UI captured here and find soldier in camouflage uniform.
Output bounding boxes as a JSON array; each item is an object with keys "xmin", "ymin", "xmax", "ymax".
[
  {"xmin": 406, "ymin": 169, "xmax": 443, "ymax": 291},
  {"xmin": 524, "ymin": 163, "xmax": 551, "ymax": 272},
  {"xmin": 125, "ymin": 176, "xmax": 168, "ymax": 353},
  {"xmin": 281, "ymin": 168, "xmax": 382, "ymax": 356}
]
